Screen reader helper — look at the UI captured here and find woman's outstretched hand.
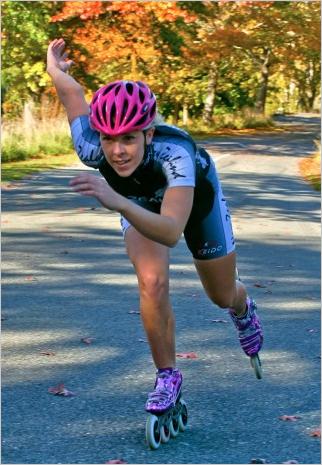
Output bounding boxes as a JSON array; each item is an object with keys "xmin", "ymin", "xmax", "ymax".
[
  {"xmin": 70, "ymin": 174, "xmax": 124, "ymax": 212},
  {"xmin": 47, "ymin": 38, "xmax": 75, "ymax": 74}
]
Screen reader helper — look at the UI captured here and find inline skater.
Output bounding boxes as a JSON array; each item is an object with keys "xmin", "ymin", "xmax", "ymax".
[{"xmin": 47, "ymin": 38, "xmax": 263, "ymax": 447}]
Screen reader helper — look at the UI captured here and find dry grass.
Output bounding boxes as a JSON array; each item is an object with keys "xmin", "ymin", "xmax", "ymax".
[{"xmin": 299, "ymin": 141, "xmax": 321, "ymax": 191}]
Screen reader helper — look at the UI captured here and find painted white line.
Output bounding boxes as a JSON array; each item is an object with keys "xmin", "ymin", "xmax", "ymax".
[
  {"xmin": 214, "ymin": 153, "xmax": 231, "ymax": 162},
  {"xmin": 207, "ymin": 153, "xmax": 231, "ymax": 162}
]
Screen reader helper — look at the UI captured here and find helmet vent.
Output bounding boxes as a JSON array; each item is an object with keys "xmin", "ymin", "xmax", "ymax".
[
  {"xmin": 138, "ymin": 89, "xmax": 145, "ymax": 104},
  {"xmin": 103, "ymin": 83, "xmax": 116, "ymax": 95},
  {"xmin": 95, "ymin": 108, "xmax": 103, "ymax": 126},
  {"xmin": 110, "ymin": 102, "xmax": 117, "ymax": 129},
  {"xmin": 114, "ymin": 84, "xmax": 122, "ymax": 96},
  {"xmin": 149, "ymin": 101, "xmax": 156, "ymax": 117},
  {"xmin": 126, "ymin": 82, "xmax": 134, "ymax": 95},
  {"xmin": 128, "ymin": 104, "xmax": 138, "ymax": 123},
  {"xmin": 135, "ymin": 113, "xmax": 148, "ymax": 127},
  {"xmin": 121, "ymin": 99, "xmax": 129, "ymax": 122},
  {"xmin": 101, "ymin": 101, "xmax": 107, "ymax": 123}
]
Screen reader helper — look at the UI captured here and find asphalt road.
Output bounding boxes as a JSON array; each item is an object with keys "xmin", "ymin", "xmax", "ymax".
[{"xmin": 2, "ymin": 115, "xmax": 320, "ymax": 464}]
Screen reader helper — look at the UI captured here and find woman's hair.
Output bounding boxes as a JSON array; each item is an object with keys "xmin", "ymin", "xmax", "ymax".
[{"xmin": 144, "ymin": 111, "xmax": 165, "ymax": 130}]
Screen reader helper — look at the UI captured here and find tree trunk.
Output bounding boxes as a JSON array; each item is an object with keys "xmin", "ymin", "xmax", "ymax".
[
  {"xmin": 254, "ymin": 48, "xmax": 271, "ymax": 114},
  {"xmin": 202, "ymin": 62, "xmax": 217, "ymax": 124},
  {"xmin": 182, "ymin": 102, "xmax": 189, "ymax": 125}
]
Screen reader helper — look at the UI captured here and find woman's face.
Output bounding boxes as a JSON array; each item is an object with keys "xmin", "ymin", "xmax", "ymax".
[{"xmin": 100, "ymin": 128, "xmax": 154, "ymax": 177}]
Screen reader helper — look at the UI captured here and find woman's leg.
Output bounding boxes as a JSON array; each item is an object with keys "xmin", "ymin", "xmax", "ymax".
[
  {"xmin": 125, "ymin": 226, "xmax": 176, "ymax": 369},
  {"xmin": 194, "ymin": 251, "xmax": 247, "ymax": 315},
  {"xmin": 194, "ymin": 250, "xmax": 263, "ymax": 358}
]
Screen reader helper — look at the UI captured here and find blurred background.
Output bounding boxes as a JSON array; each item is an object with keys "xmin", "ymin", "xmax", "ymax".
[{"xmin": 1, "ymin": 1, "xmax": 320, "ymax": 167}]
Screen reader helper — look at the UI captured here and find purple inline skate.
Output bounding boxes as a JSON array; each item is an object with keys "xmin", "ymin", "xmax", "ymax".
[
  {"xmin": 145, "ymin": 368, "xmax": 188, "ymax": 449},
  {"xmin": 229, "ymin": 297, "xmax": 263, "ymax": 379}
]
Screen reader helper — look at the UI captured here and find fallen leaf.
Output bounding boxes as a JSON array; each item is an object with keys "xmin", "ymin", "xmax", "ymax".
[
  {"xmin": 279, "ymin": 415, "xmax": 301, "ymax": 421},
  {"xmin": 39, "ymin": 350, "xmax": 56, "ymax": 356},
  {"xmin": 48, "ymin": 383, "xmax": 76, "ymax": 397},
  {"xmin": 81, "ymin": 337, "xmax": 95, "ymax": 345},
  {"xmin": 104, "ymin": 459, "xmax": 127, "ymax": 464},
  {"xmin": 176, "ymin": 352, "xmax": 198, "ymax": 359},
  {"xmin": 309, "ymin": 428, "xmax": 321, "ymax": 438}
]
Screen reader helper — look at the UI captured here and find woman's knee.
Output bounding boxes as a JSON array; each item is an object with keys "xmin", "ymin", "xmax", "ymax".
[{"xmin": 137, "ymin": 271, "xmax": 169, "ymax": 301}]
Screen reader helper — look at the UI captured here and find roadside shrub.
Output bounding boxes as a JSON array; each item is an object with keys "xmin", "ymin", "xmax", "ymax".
[
  {"xmin": 2, "ymin": 117, "xmax": 73, "ymax": 163},
  {"xmin": 179, "ymin": 110, "xmax": 274, "ymax": 134}
]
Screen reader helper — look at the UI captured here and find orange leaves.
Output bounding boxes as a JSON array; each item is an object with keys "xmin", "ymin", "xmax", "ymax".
[
  {"xmin": 176, "ymin": 352, "xmax": 198, "ymax": 359},
  {"xmin": 309, "ymin": 428, "xmax": 321, "ymax": 438},
  {"xmin": 51, "ymin": 2, "xmax": 103, "ymax": 22},
  {"xmin": 279, "ymin": 415, "xmax": 301, "ymax": 422},
  {"xmin": 48, "ymin": 383, "xmax": 76, "ymax": 397}
]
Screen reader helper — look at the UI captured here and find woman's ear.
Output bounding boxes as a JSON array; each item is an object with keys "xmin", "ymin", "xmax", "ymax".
[{"xmin": 145, "ymin": 127, "xmax": 155, "ymax": 144}]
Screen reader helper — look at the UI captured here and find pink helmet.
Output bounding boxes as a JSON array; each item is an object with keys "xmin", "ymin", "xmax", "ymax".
[{"xmin": 89, "ymin": 80, "xmax": 157, "ymax": 136}]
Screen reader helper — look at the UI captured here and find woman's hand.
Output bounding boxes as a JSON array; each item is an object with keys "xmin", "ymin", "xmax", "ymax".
[
  {"xmin": 47, "ymin": 38, "xmax": 74, "ymax": 74},
  {"xmin": 70, "ymin": 174, "xmax": 124, "ymax": 211}
]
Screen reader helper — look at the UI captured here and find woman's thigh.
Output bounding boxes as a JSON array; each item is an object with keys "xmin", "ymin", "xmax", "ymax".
[
  {"xmin": 125, "ymin": 226, "xmax": 170, "ymax": 286},
  {"xmin": 194, "ymin": 251, "xmax": 237, "ymax": 307}
]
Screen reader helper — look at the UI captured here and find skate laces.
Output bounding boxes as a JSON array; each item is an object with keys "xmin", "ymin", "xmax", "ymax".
[{"xmin": 148, "ymin": 371, "xmax": 181, "ymax": 403}]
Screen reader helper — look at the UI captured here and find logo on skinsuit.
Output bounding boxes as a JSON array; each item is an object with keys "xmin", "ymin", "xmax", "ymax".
[{"xmin": 197, "ymin": 241, "xmax": 223, "ymax": 257}]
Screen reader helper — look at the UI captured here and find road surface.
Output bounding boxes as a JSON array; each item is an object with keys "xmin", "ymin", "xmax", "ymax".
[{"xmin": 2, "ymin": 115, "xmax": 320, "ymax": 464}]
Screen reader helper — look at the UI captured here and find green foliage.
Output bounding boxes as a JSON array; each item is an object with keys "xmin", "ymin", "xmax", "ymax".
[
  {"xmin": 2, "ymin": 117, "xmax": 73, "ymax": 162},
  {"xmin": 1, "ymin": 1, "xmax": 320, "ymax": 121},
  {"xmin": 1, "ymin": 1, "xmax": 62, "ymax": 117}
]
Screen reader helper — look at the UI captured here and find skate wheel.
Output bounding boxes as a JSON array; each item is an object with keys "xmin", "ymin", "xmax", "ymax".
[
  {"xmin": 169, "ymin": 416, "xmax": 180, "ymax": 438},
  {"xmin": 145, "ymin": 414, "xmax": 161, "ymax": 449},
  {"xmin": 178, "ymin": 399, "xmax": 188, "ymax": 432},
  {"xmin": 160, "ymin": 423, "xmax": 171, "ymax": 443},
  {"xmin": 250, "ymin": 354, "xmax": 262, "ymax": 379}
]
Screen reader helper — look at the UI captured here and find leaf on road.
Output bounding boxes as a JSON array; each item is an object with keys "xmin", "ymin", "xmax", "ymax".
[
  {"xmin": 176, "ymin": 352, "xmax": 198, "ymax": 359},
  {"xmin": 39, "ymin": 350, "xmax": 56, "ymax": 356},
  {"xmin": 48, "ymin": 383, "xmax": 76, "ymax": 397},
  {"xmin": 105, "ymin": 460, "xmax": 127, "ymax": 464},
  {"xmin": 81, "ymin": 337, "xmax": 95, "ymax": 344},
  {"xmin": 309, "ymin": 428, "xmax": 321, "ymax": 438},
  {"xmin": 279, "ymin": 415, "xmax": 301, "ymax": 421}
]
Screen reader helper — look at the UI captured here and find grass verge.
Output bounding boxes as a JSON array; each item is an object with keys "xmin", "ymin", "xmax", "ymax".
[
  {"xmin": 299, "ymin": 143, "xmax": 321, "ymax": 191},
  {"xmin": 2, "ymin": 152, "xmax": 78, "ymax": 183}
]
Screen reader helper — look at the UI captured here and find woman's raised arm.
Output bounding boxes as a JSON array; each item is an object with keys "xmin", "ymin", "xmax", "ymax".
[{"xmin": 46, "ymin": 38, "xmax": 89, "ymax": 123}]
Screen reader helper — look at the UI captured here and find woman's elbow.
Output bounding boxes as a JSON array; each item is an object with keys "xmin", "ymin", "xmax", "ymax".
[{"xmin": 165, "ymin": 231, "xmax": 181, "ymax": 248}]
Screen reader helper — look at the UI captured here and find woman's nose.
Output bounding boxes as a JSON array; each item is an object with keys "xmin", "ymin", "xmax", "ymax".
[{"xmin": 111, "ymin": 141, "xmax": 124, "ymax": 156}]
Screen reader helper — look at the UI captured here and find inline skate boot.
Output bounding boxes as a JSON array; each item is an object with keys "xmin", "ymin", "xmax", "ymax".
[
  {"xmin": 229, "ymin": 297, "xmax": 263, "ymax": 379},
  {"xmin": 145, "ymin": 368, "xmax": 188, "ymax": 449}
]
